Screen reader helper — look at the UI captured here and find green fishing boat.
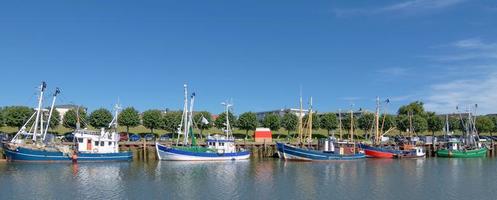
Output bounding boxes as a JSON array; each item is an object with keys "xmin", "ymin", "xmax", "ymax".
[
  {"xmin": 436, "ymin": 141, "xmax": 487, "ymax": 158},
  {"xmin": 436, "ymin": 107, "xmax": 487, "ymax": 158}
]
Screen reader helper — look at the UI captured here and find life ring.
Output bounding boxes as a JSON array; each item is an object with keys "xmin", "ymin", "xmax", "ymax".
[
  {"xmin": 217, "ymin": 149, "xmax": 225, "ymax": 156},
  {"xmin": 93, "ymin": 149, "xmax": 98, "ymax": 153}
]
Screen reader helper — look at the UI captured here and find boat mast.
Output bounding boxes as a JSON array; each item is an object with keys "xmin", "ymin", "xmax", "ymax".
[
  {"xmin": 182, "ymin": 84, "xmax": 189, "ymax": 145},
  {"xmin": 375, "ymin": 97, "xmax": 380, "ymax": 145},
  {"xmin": 188, "ymin": 93, "xmax": 196, "ymax": 146},
  {"xmin": 43, "ymin": 87, "xmax": 60, "ymax": 141},
  {"xmin": 338, "ymin": 109, "xmax": 342, "ymax": 140},
  {"xmin": 350, "ymin": 108, "xmax": 353, "ymax": 142},
  {"xmin": 32, "ymin": 81, "xmax": 47, "ymax": 142},
  {"xmin": 298, "ymin": 90, "xmax": 303, "ymax": 144},
  {"xmin": 307, "ymin": 97, "xmax": 313, "ymax": 145},
  {"xmin": 222, "ymin": 101, "xmax": 233, "ymax": 139}
]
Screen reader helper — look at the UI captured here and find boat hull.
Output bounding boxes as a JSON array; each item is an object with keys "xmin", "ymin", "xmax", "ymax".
[
  {"xmin": 3, "ymin": 146, "xmax": 132, "ymax": 162},
  {"xmin": 436, "ymin": 148, "xmax": 487, "ymax": 158},
  {"xmin": 156, "ymin": 143, "xmax": 250, "ymax": 161},
  {"xmin": 359, "ymin": 144, "xmax": 399, "ymax": 158},
  {"xmin": 276, "ymin": 142, "xmax": 365, "ymax": 161}
]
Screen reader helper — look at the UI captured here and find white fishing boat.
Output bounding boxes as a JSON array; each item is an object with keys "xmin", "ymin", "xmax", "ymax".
[{"xmin": 156, "ymin": 84, "xmax": 250, "ymax": 161}]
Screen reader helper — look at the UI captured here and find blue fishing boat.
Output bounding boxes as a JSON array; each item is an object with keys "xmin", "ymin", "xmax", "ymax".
[
  {"xmin": 277, "ymin": 142, "xmax": 365, "ymax": 161},
  {"xmin": 276, "ymin": 96, "xmax": 365, "ymax": 161},
  {"xmin": 156, "ymin": 84, "xmax": 250, "ymax": 161},
  {"xmin": 3, "ymin": 82, "xmax": 132, "ymax": 162}
]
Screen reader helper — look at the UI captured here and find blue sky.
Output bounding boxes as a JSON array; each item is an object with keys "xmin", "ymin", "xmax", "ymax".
[{"xmin": 1, "ymin": 0, "xmax": 497, "ymax": 114}]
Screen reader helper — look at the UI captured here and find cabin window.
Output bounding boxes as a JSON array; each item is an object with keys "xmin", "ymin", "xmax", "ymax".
[
  {"xmin": 77, "ymin": 138, "xmax": 83, "ymax": 143},
  {"xmin": 95, "ymin": 141, "xmax": 99, "ymax": 146},
  {"xmin": 100, "ymin": 141, "xmax": 104, "ymax": 146},
  {"xmin": 108, "ymin": 142, "xmax": 112, "ymax": 146}
]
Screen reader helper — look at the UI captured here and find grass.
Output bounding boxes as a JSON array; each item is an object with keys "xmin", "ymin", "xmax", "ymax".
[{"xmin": 2, "ymin": 125, "xmax": 495, "ymax": 142}]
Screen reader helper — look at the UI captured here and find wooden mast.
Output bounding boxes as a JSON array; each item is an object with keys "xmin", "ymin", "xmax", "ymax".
[
  {"xmin": 298, "ymin": 91, "xmax": 303, "ymax": 144},
  {"xmin": 307, "ymin": 97, "xmax": 313, "ymax": 146},
  {"xmin": 338, "ymin": 109, "xmax": 343, "ymax": 140},
  {"xmin": 375, "ymin": 97, "xmax": 380, "ymax": 145}
]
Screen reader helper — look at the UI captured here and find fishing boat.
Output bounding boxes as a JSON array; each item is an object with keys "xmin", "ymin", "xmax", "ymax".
[
  {"xmin": 3, "ymin": 82, "xmax": 132, "ymax": 162},
  {"xmin": 276, "ymin": 96, "xmax": 365, "ymax": 161},
  {"xmin": 156, "ymin": 84, "xmax": 250, "ymax": 161},
  {"xmin": 436, "ymin": 107, "xmax": 487, "ymax": 158},
  {"xmin": 360, "ymin": 97, "xmax": 425, "ymax": 158}
]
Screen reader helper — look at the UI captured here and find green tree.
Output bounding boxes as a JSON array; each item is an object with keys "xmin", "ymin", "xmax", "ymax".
[
  {"xmin": 476, "ymin": 116, "xmax": 495, "ymax": 134},
  {"xmin": 214, "ymin": 111, "xmax": 237, "ymax": 130},
  {"xmin": 63, "ymin": 107, "xmax": 87, "ymax": 129},
  {"xmin": 320, "ymin": 113, "xmax": 337, "ymax": 135},
  {"xmin": 380, "ymin": 114, "xmax": 396, "ymax": 132},
  {"xmin": 162, "ymin": 111, "xmax": 182, "ymax": 134},
  {"xmin": 448, "ymin": 116, "xmax": 462, "ymax": 133},
  {"xmin": 0, "ymin": 108, "xmax": 4, "ymax": 127},
  {"xmin": 118, "ymin": 107, "xmax": 141, "ymax": 135},
  {"xmin": 263, "ymin": 114, "xmax": 281, "ymax": 132},
  {"xmin": 397, "ymin": 115, "xmax": 428, "ymax": 134},
  {"xmin": 281, "ymin": 113, "xmax": 298, "ymax": 136},
  {"xmin": 357, "ymin": 112, "xmax": 375, "ymax": 133},
  {"xmin": 142, "ymin": 109, "xmax": 163, "ymax": 134},
  {"xmin": 398, "ymin": 101, "xmax": 426, "ymax": 116},
  {"xmin": 193, "ymin": 111, "xmax": 212, "ymax": 138},
  {"xmin": 47, "ymin": 109, "xmax": 61, "ymax": 130},
  {"xmin": 340, "ymin": 113, "xmax": 354, "ymax": 132},
  {"xmin": 237, "ymin": 112, "xmax": 258, "ymax": 139},
  {"xmin": 4, "ymin": 106, "xmax": 35, "ymax": 130},
  {"xmin": 303, "ymin": 113, "xmax": 320, "ymax": 130},
  {"xmin": 427, "ymin": 116, "xmax": 443, "ymax": 135},
  {"xmin": 89, "ymin": 108, "xmax": 113, "ymax": 129}
]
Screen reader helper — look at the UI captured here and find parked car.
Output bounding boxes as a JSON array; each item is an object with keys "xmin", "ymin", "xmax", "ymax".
[
  {"xmin": 63, "ymin": 133, "xmax": 74, "ymax": 142},
  {"xmin": 0, "ymin": 133, "xmax": 9, "ymax": 141},
  {"xmin": 159, "ymin": 134, "xmax": 171, "ymax": 141},
  {"xmin": 144, "ymin": 134, "xmax": 155, "ymax": 141},
  {"xmin": 119, "ymin": 132, "xmax": 129, "ymax": 142},
  {"xmin": 129, "ymin": 134, "xmax": 141, "ymax": 142}
]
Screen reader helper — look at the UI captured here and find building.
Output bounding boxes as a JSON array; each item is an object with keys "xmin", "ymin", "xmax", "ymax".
[
  {"xmin": 55, "ymin": 104, "xmax": 85, "ymax": 124},
  {"xmin": 255, "ymin": 108, "xmax": 309, "ymax": 121}
]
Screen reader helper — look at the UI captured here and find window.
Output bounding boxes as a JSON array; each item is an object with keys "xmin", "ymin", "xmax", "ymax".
[
  {"xmin": 94, "ymin": 141, "xmax": 98, "ymax": 146},
  {"xmin": 108, "ymin": 142, "xmax": 112, "ymax": 146},
  {"xmin": 100, "ymin": 141, "xmax": 104, "ymax": 146},
  {"xmin": 77, "ymin": 138, "xmax": 83, "ymax": 143}
]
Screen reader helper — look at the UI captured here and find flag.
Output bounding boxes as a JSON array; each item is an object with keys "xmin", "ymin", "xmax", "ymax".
[{"xmin": 201, "ymin": 116, "xmax": 209, "ymax": 125}]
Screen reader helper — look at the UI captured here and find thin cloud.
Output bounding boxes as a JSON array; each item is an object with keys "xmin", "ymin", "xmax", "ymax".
[
  {"xmin": 424, "ymin": 72, "xmax": 497, "ymax": 114},
  {"xmin": 333, "ymin": 0, "xmax": 467, "ymax": 17},
  {"xmin": 430, "ymin": 38, "xmax": 497, "ymax": 61},
  {"xmin": 424, "ymin": 38, "xmax": 497, "ymax": 114}
]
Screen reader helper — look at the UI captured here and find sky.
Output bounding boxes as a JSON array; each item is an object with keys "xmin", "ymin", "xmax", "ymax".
[{"xmin": 1, "ymin": 0, "xmax": 497, "ymax": 115}]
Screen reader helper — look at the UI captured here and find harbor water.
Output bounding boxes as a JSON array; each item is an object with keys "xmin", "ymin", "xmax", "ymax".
[{"xmin": 1, "ymin": 158, "xmax": 496, "ymax": 200}]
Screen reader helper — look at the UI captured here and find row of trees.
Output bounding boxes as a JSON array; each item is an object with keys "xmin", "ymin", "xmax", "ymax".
[{"xmin": 1, "ymin": 101, "xmax": 497, "ymax": 137}]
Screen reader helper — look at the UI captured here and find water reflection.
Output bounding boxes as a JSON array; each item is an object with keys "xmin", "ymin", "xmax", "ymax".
[{"xmin": 0, "ymin": 158, "xmax": 496, "ymax": 200}]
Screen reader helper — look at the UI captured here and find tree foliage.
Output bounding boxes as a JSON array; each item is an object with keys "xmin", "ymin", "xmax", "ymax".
[
  {"xmin": 162, "ymin": 111, "xmax": 182, "ymax": 133},
  {"xmin": 303, "ymin": 113, "xmax": 320, "ymax": 130},
  {"xmin": 476, "ymin": 116, "xmax": 495, "ymax": 133},
  {"xmin": 397, "ymin": 115, "xmax": 428, "ymax": 134},
  {"xmin": 427, "ymin": 116, "xmax": 443, "ymax": 134},
  {"xmin": 63, "ymin": 108, "xmax": 87, "ymax": 129},
  {"xmin": 281, "ymin": 113, "xmax": 298, "ymax": 134},
  {"xmin": 4, "ymin": 106, "xmax": 35, "ymax": 129},
  {"xmin": 118, "ymin": 107, "xmax": 141, "ymax": 134},
  {"xmin": 357, "ymin": 112, "xmax": 375, "ymax": 132},
  {"xmin": 193, "ymin": 111, "xmax": 213, "ymax": 131},
  {"xmin": 214, "ymin": 111, "xmax": 237, "ymax": 130},
  {"xmin": 89, "ymin": 108, "xmax": 113, "ymax": 129},
  {"xmin": 263, "ymin": 113, "xmax": 281, "ymax": 131},
  {"xmin": 47, "ymin": 109, "xmax": 61, "ymax": 130},
  {"xmin": 380, "ymin": 114, "xmax": 396, "ymax": 131},
  {"xmin": 142, "ymin": 109, "xmax": 163, "ymax": 134},
  {"xmin": 320, "ymin": 113, "xmax": 337, "ymax": 135},
  {"xmin": 237, "ymin": 112, "xmax": 258, "ymax": 139},
  {"xmin": 0, "ymin": 107, "xmax": 5, "ymax": 127},
  {"xmin": 397, "ymin": 101, "xmax": 425, "ymax": 116}
]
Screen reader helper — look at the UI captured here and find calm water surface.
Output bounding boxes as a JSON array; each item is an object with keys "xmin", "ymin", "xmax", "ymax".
[{"xmin": 0, "ymin": 158, "xmax": 496, "ymax": 200}]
